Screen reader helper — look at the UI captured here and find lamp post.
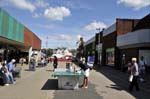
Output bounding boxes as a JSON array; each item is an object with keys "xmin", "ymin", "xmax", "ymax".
[
  {"xmin": 96, "ymin": 28, "xmax": 102, "ymax": 65},
  {"xmin": 46, "ymin": 36, "xmax": 48, "ymax": 58}
]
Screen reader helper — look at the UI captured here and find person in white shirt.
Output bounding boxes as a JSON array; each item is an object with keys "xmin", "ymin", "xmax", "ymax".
[
  {"xmin": 129, "ymin": 58, "xmax": 140, "ymax": 92},
  {"xmin": 139, "ymin": 56, "xmax": 146, "ymax": 82}
]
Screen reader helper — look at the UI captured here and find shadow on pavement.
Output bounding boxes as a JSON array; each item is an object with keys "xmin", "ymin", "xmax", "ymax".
[
  {"xmin": 53, "ymin": 83, "xmax": 104, "ymax": 99},
  {"xmin": 41, "ymin": 79, "xmax": 58, "ymax": 90},
  {"xmin": 46, "ymin": 69, "xmax": 54, "ymax": 72},
  {"xmin": 36, "ymin": 65, "xmax": 46, "ymax": 68},
  {"xmin": 24, "ymin": 69, "xmax": 36, "ymax": 71},
  {"xmin": 94, "ymin": 66, "xmax": 150, "ymax": 99},
  {"xmin": 106, "ymin": 84, "xmax": 123, "ymax": 91},
  {"xmin": 41, "ymin": 78, "xmax": 103, "ymax": 99}
]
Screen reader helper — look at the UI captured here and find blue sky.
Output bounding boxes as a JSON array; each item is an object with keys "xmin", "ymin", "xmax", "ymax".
[{"xmin": 0, "ymin": 0, "xmax": 150, "ymax": 49}]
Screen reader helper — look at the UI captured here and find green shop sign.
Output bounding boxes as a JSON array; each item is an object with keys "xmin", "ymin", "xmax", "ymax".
[
  {"xmin": 106, "ymin": 48, "xmax": 114, "ymax": 52},
  {"xmin": 0, "ymin": 8, "xmax": 24, "ymax": 43}
]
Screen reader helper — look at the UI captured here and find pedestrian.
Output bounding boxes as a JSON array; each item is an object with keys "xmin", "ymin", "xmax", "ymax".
[
  {"xmin": 53, "ymin": 56, "xmax": 58, "ymax": 71},
  {"xmin": 129, "ymin": 58, "xmax": 139, "ymax": 92},
  {"xmin": 19, "ymin": 57, "xmax": 24, "ymax": 66},
  {"xmin": 127, "ymin": 61, "xmax": 132, "ymax": 75},
  {"xmin": 79, "ymin": 61, "xmax": 93, "ymax": 89},
  {"xmin": 121, "ymin": 54, "xmax": 126, "ymax": 72},
  {"xmin": 139, "ymin": 56, "xmax": 147, "ymax": 82},
  {"xmin": 29, "ymin": 56, "xmax": 36, "ymax": 71},
  {"xmin": 41, "ymin": 58, "xmax": 45, "ymax": 67},
  {"xmin": 7, "ymin": 59, "xmax": 16, "ymax": 84},
  {"xmin": 1, "ymin": 61, "xmax": 10, "ymax": 86}
]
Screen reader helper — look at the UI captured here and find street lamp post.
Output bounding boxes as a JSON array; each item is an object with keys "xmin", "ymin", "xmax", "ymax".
[{"xmin": 46, "ymin": 36, "xmax": 48, "ymax": 58}]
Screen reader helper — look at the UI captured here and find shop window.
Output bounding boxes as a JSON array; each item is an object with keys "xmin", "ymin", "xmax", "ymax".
[{"xmin": 106, "ymin": 48, "xmax": 115, "ymax": 66}]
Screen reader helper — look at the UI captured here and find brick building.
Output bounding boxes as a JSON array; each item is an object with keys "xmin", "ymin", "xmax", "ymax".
[
  {"xmin": 117, "ymin": 14, "xmax": 150, "ymax": 71},
  {"xmin": 84, "ymin": 14, "xmax": 150, "ymax": 71}
]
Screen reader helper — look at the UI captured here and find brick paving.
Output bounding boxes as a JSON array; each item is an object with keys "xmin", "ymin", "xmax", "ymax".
[{"xmin": 0, "ymin": 62, "xmax": 149, "ymax": 99}]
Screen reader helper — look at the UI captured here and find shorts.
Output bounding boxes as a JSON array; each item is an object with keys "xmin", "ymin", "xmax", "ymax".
[
  {"xmin": 84, "ymin": 68, "xmax": 90, "ymax": 77},
  {"xmin": 140, "ymin": 68, "xmax": 145, "ymax": 75}
]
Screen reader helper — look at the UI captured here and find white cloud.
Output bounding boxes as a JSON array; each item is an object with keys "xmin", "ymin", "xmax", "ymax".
[
  {"xmin": 9, "ymin": 0, "xmax": 36, "ymax": 12},
  {"xmin": 37, "ymin": 24, "xmax": 55, "ymax": 29},
  {"xmin": 84, "ymin": 21, "xmax": 107, "ymax": 31},
  {"xmin": 77, "ymin": 35, "xmax": 82, "ymax": 40},
  {"xmin": 35, "ymin": 0, "xmax": 49, "ymax": 8},
  {"xmin": 44, "ymin": 6, "xmax": 71, "ymax": 21},
  {"xmin": 56, "ymin": 34, "xmax": 72, "ymax": 41},
  {"xmin": 32, "ymin": 13, "xmax": 42, "ymax": 18},
  {"xmin": 64, "ymin": 1, "xmax": 92, "ymax": 10},
  {"xmin": 117, "ymin": 0, "xmax": 150, "ymax": 10}
]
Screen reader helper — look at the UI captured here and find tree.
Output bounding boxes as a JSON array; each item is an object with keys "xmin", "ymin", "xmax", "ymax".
[
  {"xmin": 41, "ymin": 48, "xmax": 53, "ymax": 57},
  {"xmin": 46, "ymin": 48, "xmax": 53, "ymax": 57},
  {"xmin": 41, "ymin": 49, "xmax": 46, "ymax": 54}
]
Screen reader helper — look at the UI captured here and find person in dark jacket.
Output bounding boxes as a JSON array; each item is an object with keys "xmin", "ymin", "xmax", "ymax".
[
  {"xmin": 53, "ymin": 56, "xmax": 58, "ymax": 71},
  {"xmin": 1, "ymin": 61, "xmax": 10, "ymax": 86}
]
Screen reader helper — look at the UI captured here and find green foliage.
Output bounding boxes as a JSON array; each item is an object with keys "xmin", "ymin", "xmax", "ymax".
[{"xmin": 41, "ymin": 48, "xmax": 53, "ymax": 57}]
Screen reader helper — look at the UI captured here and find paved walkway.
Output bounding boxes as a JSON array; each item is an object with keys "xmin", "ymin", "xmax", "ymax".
[
  {"xmin": 94, "ymin": 66, "xmax": 150, "ymax": 99},
  {"xmin": 0, "ymin": 62, "xmax": 149, "ymax": 99}
]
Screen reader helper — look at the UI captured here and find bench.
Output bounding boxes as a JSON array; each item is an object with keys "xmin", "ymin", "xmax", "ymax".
[
  {"xmin": 0, "ymin": 67, "xmax": 21, "ymax": 85},
  {"xmin": 13, "ymin": 67, "xmax": 22, "ymax": 78}
]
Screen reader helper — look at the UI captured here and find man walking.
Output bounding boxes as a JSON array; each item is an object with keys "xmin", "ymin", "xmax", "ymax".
[
  {"xmin": 139, "ymin": 56, "xmax": 147, "ymax": 82},
  {"xmin": 7, "ymin": 59, "xmax": 16, "ymax": 84}
]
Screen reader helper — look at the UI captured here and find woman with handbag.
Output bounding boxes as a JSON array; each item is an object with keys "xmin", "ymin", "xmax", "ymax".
[{"xmin": 129, "ymin": 58, "xmax": 140, "ymax": 92}]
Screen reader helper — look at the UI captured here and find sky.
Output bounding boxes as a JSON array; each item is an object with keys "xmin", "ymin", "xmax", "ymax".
[{"xmin": 0, "ymin": 0, "xmax": 150, "ymax": 49}]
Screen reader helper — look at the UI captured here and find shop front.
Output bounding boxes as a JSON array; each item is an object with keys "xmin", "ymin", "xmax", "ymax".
[{"xmin": 117, "ymin": 29, "xmax": 150, "ymax": 71}]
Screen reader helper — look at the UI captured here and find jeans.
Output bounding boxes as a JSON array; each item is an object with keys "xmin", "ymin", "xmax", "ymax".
[
  {"xmin": 8, "ymin": 72, "xmax": 15, "ymax": 84},
  {"xmin": 3, "ymin": 73, "xmax": 10, "ymax": 84}
]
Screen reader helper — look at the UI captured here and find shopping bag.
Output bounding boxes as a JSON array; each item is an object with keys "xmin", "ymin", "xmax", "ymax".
[{"xmin": 129, "ymin": 75, "xmax": 133, "ymax": 82}]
